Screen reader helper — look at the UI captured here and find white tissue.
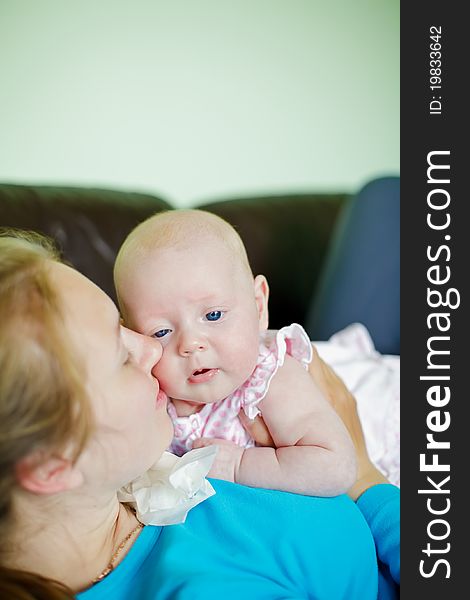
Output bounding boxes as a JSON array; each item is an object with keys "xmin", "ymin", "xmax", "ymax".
[{"xmin": 117, "ymin": 446, "xmax": 217, "ymax": 525}]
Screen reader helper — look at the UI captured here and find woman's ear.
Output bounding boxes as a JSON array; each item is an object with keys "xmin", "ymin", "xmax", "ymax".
[
  {"xmin": 254, "ymin": 275, "xmax": 269, "ymax": 331},
  {"xmin": 15, "ymin": 451, "xmax": 84, "ymax": 496}
]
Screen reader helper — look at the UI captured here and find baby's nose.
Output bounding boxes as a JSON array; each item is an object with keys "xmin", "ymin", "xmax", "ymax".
[{"xmin": 178, "ymin": 333, "xmax": 207, "ymax": 356}]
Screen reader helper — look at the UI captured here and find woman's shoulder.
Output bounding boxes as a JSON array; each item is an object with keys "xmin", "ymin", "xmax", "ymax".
[{"xmin": 162, "ymin": 480, "xmax": 379, "ymax": 598}]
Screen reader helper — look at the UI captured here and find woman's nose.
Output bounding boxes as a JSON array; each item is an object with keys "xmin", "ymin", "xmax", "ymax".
[
  {"xmin": 122, "ymin": 327, "xmax": 163, "ymax": 373},
  {"xmin": 141, "ymin": 335, "xmax": 163, "ymax": 373}
]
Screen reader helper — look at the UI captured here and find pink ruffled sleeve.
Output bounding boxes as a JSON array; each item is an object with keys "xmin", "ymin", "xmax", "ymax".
[{"xmin": 236, "ymin": 323, "xmax": 313, "ymax": 420}]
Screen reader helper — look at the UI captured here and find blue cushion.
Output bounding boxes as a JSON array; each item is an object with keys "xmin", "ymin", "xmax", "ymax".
[{"xmin": 306, "ymin": 177, "xmax": 400, "ymax": 355}]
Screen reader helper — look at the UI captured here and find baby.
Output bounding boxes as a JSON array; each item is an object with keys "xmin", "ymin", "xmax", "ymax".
[{"xmin": 114, "ymin": 209, "xmax": 356, "ymax": 496}]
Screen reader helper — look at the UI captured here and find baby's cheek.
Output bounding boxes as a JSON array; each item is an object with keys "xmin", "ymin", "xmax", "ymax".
[
  {"xmin": 153, "ymin": 354, "xmax": 179, "ymax": 394},
  {"xmin": 225, "ymin": 335, "xmax": 259, "ymax": 380},
  {"xmin": 153, "ymin": 358, "xmax": 169, "ymax": 386}
]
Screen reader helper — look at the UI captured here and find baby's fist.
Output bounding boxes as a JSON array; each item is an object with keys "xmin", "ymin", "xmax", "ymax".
[{"xmin": 192, "ymin": 437, "xmax": 244, "ymax": 483}]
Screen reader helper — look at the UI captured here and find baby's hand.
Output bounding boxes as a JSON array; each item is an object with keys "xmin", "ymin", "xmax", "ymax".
[
  {"xmin": 238, "ymin": 411, "xmax": 274, "ymax": 447},
  {"xmin": 192, "ymin": 438, "xmax": 244, "ymax": 483}
]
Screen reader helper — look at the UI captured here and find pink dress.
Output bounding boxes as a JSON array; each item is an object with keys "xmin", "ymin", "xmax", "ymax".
[{"xmin": 168, "ymin": 323, "xmax": 313, "ymax": 456}]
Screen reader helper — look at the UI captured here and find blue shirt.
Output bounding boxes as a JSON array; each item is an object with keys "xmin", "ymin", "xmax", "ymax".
[{"xmin": 77, "ymin": 480, "xmax": 399, "ymax": 599}]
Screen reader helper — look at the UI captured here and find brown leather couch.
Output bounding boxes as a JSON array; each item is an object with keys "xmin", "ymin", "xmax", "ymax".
[
  {"xmin": 0, "ymin": 182, "xmax": 345, "ymax": 336},
  {"xmin": 0, "ymin": 177, "xmax": 400, "ymax": 354}
]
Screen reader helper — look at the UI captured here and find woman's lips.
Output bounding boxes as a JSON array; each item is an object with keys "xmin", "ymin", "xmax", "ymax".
[
  {"xmin": 156, "ymin": 389, "xmax": 168, "ymax": 408},
  {"xmin": 188, "ymin": 368, "xmax": 219, "ymax": 384}
]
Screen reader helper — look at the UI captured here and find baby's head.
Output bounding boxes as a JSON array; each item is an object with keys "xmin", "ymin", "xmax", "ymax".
[{"xmin": 114, "ymin": 209, "xmax": 269, "ymax": 405}]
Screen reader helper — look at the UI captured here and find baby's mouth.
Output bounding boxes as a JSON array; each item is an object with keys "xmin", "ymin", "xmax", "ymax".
[{"xmin": 188, "ymin": 368, "xmax": 219, "ymax": 384}]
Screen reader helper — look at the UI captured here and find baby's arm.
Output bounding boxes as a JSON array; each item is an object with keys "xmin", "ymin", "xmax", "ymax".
[
  {"xmin": 195, "ymin": 355, "xmax": 356, "ymax": 496},
  {"xmin": 237, "ymin": 355, "xmax": 357, "ymax": 495}
]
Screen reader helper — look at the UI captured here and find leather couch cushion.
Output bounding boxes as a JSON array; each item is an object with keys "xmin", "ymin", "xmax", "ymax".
[{"xmin": 0, "ymin": 183, "xmax": 171, "ymax": 303}]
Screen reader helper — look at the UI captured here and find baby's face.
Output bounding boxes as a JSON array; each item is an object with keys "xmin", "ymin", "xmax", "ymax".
[{"xmin": 118, "ymin": 242, "xmax": 266, "ymax": 405}]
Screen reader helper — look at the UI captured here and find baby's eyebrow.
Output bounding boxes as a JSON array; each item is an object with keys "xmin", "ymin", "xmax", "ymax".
[{"xmin": 194, "ymin": 294, "xmax": 229, "ymax": 305}]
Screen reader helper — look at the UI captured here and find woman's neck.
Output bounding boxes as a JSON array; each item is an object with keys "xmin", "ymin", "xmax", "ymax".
[{"xmin": 5, "ymin": 490, "xmax": 141, "ymax": 592}]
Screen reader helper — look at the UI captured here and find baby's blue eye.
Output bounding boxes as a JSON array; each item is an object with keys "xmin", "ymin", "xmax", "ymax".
[
  {"xmin": 206, "ymin": 311, "xmax": 222, "ymax": 321},
  {"xmin": 154, "ymin": 328, "xmax": 171, "ymax": 338}
]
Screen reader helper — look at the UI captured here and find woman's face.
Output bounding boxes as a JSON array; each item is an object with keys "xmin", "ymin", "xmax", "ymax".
[{"xmin": 50, "ymin": 262, "xmax": 173, "ymax": 491}]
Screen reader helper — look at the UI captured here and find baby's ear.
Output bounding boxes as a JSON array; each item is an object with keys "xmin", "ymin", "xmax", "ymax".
[{"xmin": 254, "ymin": 275, "xmax": 269, "ymax": 331}]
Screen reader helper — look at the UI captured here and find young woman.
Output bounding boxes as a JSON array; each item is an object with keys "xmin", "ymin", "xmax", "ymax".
[{"xmin": 0, "ymin": 232, "xmax": 399, "ymax": 599}]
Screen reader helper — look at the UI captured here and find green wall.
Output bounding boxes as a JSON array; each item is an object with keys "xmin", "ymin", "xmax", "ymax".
[{"xmin": 0, "ymin": 0, "xmax": 399, "ymax": 207}]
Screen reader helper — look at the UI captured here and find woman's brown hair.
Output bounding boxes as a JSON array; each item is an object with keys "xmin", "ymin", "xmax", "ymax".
[{"xmin": 0, "ymin": 230, "xmax": 93, "ymax": 599}]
